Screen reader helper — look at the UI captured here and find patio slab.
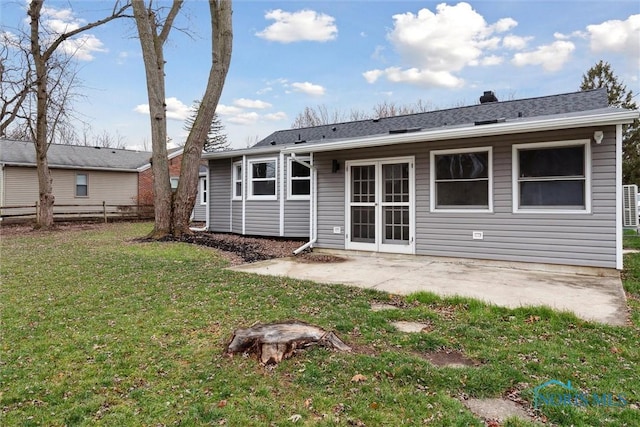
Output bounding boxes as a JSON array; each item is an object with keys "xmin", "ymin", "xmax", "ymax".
[{"xmin": 229, "ymin": 251, "xmax": 628, "ymax": 326}]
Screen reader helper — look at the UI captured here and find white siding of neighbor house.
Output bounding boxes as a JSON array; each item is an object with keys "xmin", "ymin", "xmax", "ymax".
[
  {"xmin": 1, "ymin": 166, "xmax": 138, "ymax": 216},
  {"xmin": 313, "ymin": 127, "xmax": 617, "ymax": 268},
  {"xmin": 210, "ymin": 159, "xmax": 231, "ymax": 231}
]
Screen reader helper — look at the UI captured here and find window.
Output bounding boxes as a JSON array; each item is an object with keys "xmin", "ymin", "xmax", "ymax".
[
  {"xmin": 75, "ymin": 173, "xmax": 88, "ymax": 197},
  {"xmin": 430, "ymin": 147, "xmax": 492, "ymax": 211},
  {"xmin": 248, "ymin": 158, "xmax": 277, "ymax": 199},
  {"xmin": 513, "ymin": 140, "xmax": 590, "ymax": 212},
  {"xmin": 199, "ymin": 177, "xmax": 207, "ymax": 205},
  {"xmin": 288, "ymin": 156, "xmax": 311, "ymax": 199},
  {"xmin": 232, "ymin": 161, "xmax": 242, "ymax": 200}
]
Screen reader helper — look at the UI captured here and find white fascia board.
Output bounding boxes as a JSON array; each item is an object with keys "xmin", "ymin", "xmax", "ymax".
[
  {"xmin": 4, "ymin": 162, "xmax": 139, "ymax": 172},
  {"xmin": 203, "ymin": 146, "xmax": 282, "ymax": 160},
  {"xmin": 282, "ymin": 109, "xmax": 639, "ymax": 154}
]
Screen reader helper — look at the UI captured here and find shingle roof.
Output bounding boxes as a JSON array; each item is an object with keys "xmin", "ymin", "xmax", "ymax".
[
  {"xmin": 0, "ymin": 139, "xmax": 152, "ymax": 171},
  {"xmin": 254, "ymin": 88, "xmax": 610, "ymax": 147}
]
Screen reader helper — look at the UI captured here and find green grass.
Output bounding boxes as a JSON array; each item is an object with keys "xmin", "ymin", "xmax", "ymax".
[
  {"xmin": 2, "ymin": 222, "xmax": 639, "ymax": 426},
  {"xmin": 624, "ymin": 229, "xmax": 640, "ymax": 249}
]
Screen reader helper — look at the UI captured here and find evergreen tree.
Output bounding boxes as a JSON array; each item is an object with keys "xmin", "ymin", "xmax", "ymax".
[
  {"xmin": 184, "ymin": 100, "xmax": 229, "ymax": 152},
  {"xmin": 580, "ymin": 60, "xmax": 639, "ymax": 185}
]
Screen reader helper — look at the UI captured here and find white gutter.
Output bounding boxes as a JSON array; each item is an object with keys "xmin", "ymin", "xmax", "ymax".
[
  {"xmin": 282, "ymin": 109, "xmax": 639, "ymax": 154},
  {"xmin": 203, "ymin": 145, "xmax": 281, "ymax": 160},
  {"xmin": 292, "ymin": 153, "xmax": 317, "ymax": 255},
  {"xmin": 4, "ymin": 162, "xmax": 141, "ymax": 173}
]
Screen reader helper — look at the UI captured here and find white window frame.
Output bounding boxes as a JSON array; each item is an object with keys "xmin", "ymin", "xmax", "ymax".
[
  {"xmin": 75, "ymin": 172, "xmax": 88, "ymax": 198},
  {"xmin": 512, "ymin": 139, "xmax": 591, "ymax": 214},
  {"xmin": 287, "ymin": 155, "xmax": 311, "ymax": 200},
  {"xmin": 248, "ymin": 157, "xmax": 277, "ymax": 200},
  {"xmin": 232, "ymin": 161, "xmax": 242, "ymax": 201},
  {"xmin": 199, "ymin": 176, "xmax": 207, "ymax": 205},
  {"xmin": 430, "ymin": 146, "xmax": 493, "ymax": 213}
]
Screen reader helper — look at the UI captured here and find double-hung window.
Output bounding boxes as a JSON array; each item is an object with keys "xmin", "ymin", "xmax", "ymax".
[
  {"xmin": 288, "ymin": 156, "xmax": 311, "ymax": 200},
  {"xmin": 430, "ymin": 147, "xmax": 492, "ymax": 211},
  {"xmin": 75, "ymin": 173, "xmax": 88, "ymax": 197},
  {"xmin": 248, "ymin": 158, "xmax": 277, "ymax": 200},
  {"xmin": 513, "ymin": 140, "xmax": 590, "ymax": 212},
  {"xmin": 232, "ymin": 161, "xmax": 242, "ymax": 200}
]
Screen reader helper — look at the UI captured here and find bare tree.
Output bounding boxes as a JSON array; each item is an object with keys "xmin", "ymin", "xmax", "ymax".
[
  {"xmin": 22, "ymin": 0, "xmax": 131, "ymax": 228},
  {"xmin": 134, "ymin": 0, "xmax": 232, "ymax": 237},
  {"xmin": 291, "ymin": 100, "xmax": 435, "ymax": 128},
  {"xmin": 0, "ymin": 32, "xmax": 33, "ymax": 136}
]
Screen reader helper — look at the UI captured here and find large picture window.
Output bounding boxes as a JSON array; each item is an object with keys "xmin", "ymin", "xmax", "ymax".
[
  {"xmin": 248, "ymin": 158, "xmax": 277, "ymax": 199},
  {"xmin": 430, "ymin": 147, "xmax": 492, "ymax": 211},
  {"xmin": 232, "ymin": 161, "xmax": 242, "ymax": 200},
  {"xmin": 513, "ymin": 140, "xmax": 590, "ymax": 212},
  {"xmin": 288, "ymin": 156, "xmax": 311, "ymax": 200}
]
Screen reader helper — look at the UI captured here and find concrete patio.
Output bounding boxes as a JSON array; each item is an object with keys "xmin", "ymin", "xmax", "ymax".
[{"xmin": 230, "ymin": 250, "xmax": 628, "ymax": 326}]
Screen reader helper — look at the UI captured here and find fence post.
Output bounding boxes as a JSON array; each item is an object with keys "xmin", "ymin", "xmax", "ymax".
[
  {"xmin": 103, "ymin": 201, "xmax": 107, "ymax": 223},
  {"xmin": 35, "ymin": 200, "xmax": 39, "ymax": 224}
]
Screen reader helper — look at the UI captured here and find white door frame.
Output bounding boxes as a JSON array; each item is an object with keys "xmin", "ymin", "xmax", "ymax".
[{"xmin": 345, "ymin": 156, "xmax": 415, "ymax": 254}]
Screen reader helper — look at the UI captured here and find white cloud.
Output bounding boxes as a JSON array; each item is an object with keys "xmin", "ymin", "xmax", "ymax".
[
  {"xmin": 291, "ymin": 81, "xmax": 326, "ymax": 96},
  {"xmin": 133, "ymin": 97, "xmax": 191, "ymax": 121},
  {"xmin": 512, "ymin": 40, "xmax": 575, "ymax": 72},
  {"xmin": 364, "ymin": 2, "xmax": 519, "ymax": 88},
  {"xmin": 371, "ymin": 45, "xmax": 386, "ymax": 61},
  {"xmin": 228, "ymin": 112, "xmax": 260, "ymax": 125},
  {"xmin": 265, "ymin": 112, "xmax": 288, "ymax": 121},
  {"xmin": 481, "ymin": 55, "xmax": 504, "ymax": 66},
  {"xmin": 256, "ymin": 9, "xmax": 338, "ymax": 43},
  {"xmin": 233, "ymin": 98, "xmax": 273, "ymax": 109},
  {"xmin": 587, "ymin": 14, "xmax": 640, "ymax": 64},
  {"xmin": 216, "ymin": 104, "xmax": 243, "ymax": 115},
  {"xmin": 60, "ymin": 34, "xmax": 107, "ymax": 61},
  {"xmin": 503, "ymin": 35, "xmax": 533, "ymax": 50},
  {"xmin": 37, "ymin": 5, "xmax": 107, "ymax": 62}
]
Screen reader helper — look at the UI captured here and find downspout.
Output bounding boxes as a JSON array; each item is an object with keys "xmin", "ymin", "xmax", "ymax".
[
  {"xmin": 242, "ymin": 155, "xmax": 246, "ymax": 235},
  {"xmin": 615, "ymin": 124, "xmax": 623, "ymax": 270},
  {"xmin": 293, "ymin": 153, "xmax": 317, "ymax": 255},
  {"xmin": 279, "ymin": 151, "xmax": 285, "ymax": 236}
]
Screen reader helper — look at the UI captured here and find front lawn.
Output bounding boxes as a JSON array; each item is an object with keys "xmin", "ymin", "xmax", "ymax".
[{"xmin": 1, "ymin": 222, "xmax": 639, "ymax": 426}]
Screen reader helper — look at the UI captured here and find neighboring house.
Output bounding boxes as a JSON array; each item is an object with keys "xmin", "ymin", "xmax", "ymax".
[
  {"xmin": 0, "ymin": 140, "xmax": 206, "ymax": 221},
  {"xmin": 0, "ymin": 139, "xmax": 151, "ymax": 219},
  {"xmin": 204, "ymin": 89, "xmax": 638, "ymax": 270}
]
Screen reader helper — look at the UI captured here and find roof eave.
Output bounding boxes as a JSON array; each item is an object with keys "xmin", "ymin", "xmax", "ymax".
[
  {"xmin": 2, "ymin": 162, "xmax": 141, "ymax": 172},
  {"xmin": 282, "ymin": 109, "xmax": 639, "ymax": 154},
  {"xmin": 202, "ymin": 145, "xmax": 283, "ymax": 160}
]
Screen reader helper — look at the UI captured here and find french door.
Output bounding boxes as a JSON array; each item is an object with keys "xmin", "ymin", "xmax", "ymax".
[{"xmin": 345, "ymin": 157, "xmax": 415, "ymax": 254}]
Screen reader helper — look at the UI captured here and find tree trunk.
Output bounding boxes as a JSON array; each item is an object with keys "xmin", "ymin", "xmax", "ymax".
[
  {"xmin": 226, "ymin": 321, "xmax": 351, "ymax": 365},
  {"xmin": 171, "ymin": 0, "xmax": 233, "ymax": 237},
  {"xmin": 132, "ymin": 1, "xmax": 179, "ymax": 238},
  {"xmin": 29, "ymin": 1, "xmax": 54, "ymax": 229}
]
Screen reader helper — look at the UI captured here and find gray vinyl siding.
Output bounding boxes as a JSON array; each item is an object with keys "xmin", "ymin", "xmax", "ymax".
[
  {"xmin": 231, "ymin": 202, "xmax": 242, "ymax": 233},
  {"xmin": 209, "ymin": 159, "xmax": 231, "ymax": 232},
  {"xmin": 314, "ymin": 127, "xmax": 617, "ymax": 268},
  {"xmin": 284, "ymin": 201, "xmax": 310, "ymax": 237},
  {"xmin": 245, "ymin": 201, "xmax": 280, "ymax": 236},
  {"xmin": 1, "ymin": 166, "xmax": 137, "ymax": 216}
]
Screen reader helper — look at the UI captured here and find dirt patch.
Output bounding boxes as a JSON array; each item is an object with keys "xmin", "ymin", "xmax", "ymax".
[
  {"xmin": 149, "ymin": 232, "xmax": 305, "ymax": 264},
  {"xmin": 421, "ymin": 349, "xmax": 481, "ymax": 367},
  {"xmin": 296, "ymin": 253, "xmax": 347, "ymax": 263},
  {"xmin": 462, "ymin": 397, "xmax": 532, "ymax": 424}
]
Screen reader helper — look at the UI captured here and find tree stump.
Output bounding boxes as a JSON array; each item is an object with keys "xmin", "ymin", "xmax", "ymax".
[{"xmin": 225, "ymin": 321, "xmax": 351, "ymax": 365}]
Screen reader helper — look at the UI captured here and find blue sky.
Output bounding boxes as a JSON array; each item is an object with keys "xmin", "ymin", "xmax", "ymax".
[{"xmin": 2, "ymin": 0, "xmax": 639, "ymax": 150}]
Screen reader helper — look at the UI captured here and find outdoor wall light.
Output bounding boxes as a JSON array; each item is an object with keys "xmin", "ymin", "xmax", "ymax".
[{"xmin": 593, "ymin": 130, "xmax": 604, "ymax": 144}]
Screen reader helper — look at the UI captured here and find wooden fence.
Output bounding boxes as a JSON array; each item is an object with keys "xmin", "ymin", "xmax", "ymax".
[{"xmin": 0, "ymin": 202, "xmax": 154, "ymax": 224}]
